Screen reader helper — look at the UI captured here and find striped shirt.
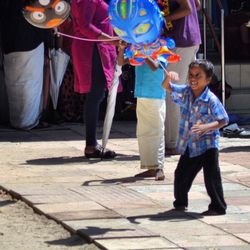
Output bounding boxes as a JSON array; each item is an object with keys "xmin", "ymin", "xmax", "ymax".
[{"xmin": 170, "ymin": 84, "xmax": 229, "ymax": 157}]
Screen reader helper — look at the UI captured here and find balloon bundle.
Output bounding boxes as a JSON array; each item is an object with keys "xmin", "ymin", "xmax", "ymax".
[
  {"xmin": 108, "ymin": 0, "xmax": 181, "ymax": 66},
  {"xmin": 124, "ymin": 37, "xmax": 181, "ymax": 66}
]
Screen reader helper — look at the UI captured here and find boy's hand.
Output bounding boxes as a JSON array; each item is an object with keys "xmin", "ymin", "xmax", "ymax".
[
  {"xmin": 117, "ymin": 40, "xmax": 129, "ymax": 66},
  {"xmin": 192, "ymin": 121, "xmax": 210, "ymax": 135},
  {"xmin": 118, "ymin": 40, "xmax": 128, "ymax": 50},
  {"xmin": 168, "ymin": 71, "xmax": 179, "ymax": 82},
  {"xmin": 192, "ymin": 120, "xmax": 225, "ymax": 136},
  {"xmin": 162, "ymin": 70, "xmax": 179, "ymax": 91},
  {"xmin": 162, "ymin": 71, "xmax": 171, "ymax": 89}
]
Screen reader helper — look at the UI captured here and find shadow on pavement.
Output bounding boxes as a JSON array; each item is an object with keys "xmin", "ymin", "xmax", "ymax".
[
  {"xmin": 0, "ymin": 199, "xmax": 17, "ymax": 207},
  {"xmin": 77, "ymin": 226, "xmax": 131, "ymax": 238},
  {"xmin": 82, "ymin": 176, "xmax": 140, "ymax": 186},
  {"xmin": 46, "ymin": 234, "xmax": 89, "ymax": 247},
  {"xmin": 25, "ymin": 156, "xmax": 88, "ymax": 165},
  {"xmin": 220, "ymin": 146, "xmax": 250, "ymax": 153},
  {"xmin": 127, "ymin": 209, "xmax": 203, "ymax": 225},
  {"xmin": 25, "ymin": 154, "xmax": 139, "ymax": 166}
]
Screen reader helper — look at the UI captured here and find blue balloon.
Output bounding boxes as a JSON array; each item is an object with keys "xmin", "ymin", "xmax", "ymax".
[
  {"xmin": 166, "ymin": 38, "xmax": 176, "ymax": 49},
  {"xmin": 108, "ymin": 0, "xmax": 164, "ymax": 45}
]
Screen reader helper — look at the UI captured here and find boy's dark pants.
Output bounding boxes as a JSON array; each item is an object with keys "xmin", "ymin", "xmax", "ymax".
[{"xmin": 173, "ymin": 148, "xmax": 227, "ymax": 213}]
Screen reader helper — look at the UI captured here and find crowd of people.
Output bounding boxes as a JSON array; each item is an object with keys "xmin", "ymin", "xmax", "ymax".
[{"xmin": 0, "ymin": 0, "xmax": 229, "ymax": 216}]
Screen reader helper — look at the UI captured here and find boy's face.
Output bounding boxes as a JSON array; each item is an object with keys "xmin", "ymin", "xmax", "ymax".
[{"xmin": 188, "ymin": 65, "xmax": 211, "ymax": 98}]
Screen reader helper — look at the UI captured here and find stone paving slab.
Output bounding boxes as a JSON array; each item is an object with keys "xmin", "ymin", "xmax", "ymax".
[
  {"xmin": 224, "ymin": 189, "xmax": 250, "ymax": 198},
  {"xmin": 70, "ymin": 186, "xmax": 161, "ymax": 209},
  {"xmin": 63, "ymin": 218, "xmax": 160, "ymax": 239},
  {"xmin": 0, "ymin": 182, "xmax": 85, "ymax": 194},
  {"xmin": 94, "ymin": 237, "xmax": 177, "ymax": 250},
  {"xmin": 132, "ymin": 218, "xmax": 227, "ymax": 236},
  {"xmin": 49, "ymin": 209, "xmax": 122, "ymax": 222},
  {"xmin": 235, "ymin": 233, "xmax": 250, "ymax": 243},
  {"xmin": 200, "ymin": 212, "xmax": 250, "ymax": 224},
  {"xmin": 221, "ymin": 151, "xmax": 250, "ymax": 169},
  {"xmin": 21, "ymin": 192, "xmax": 89, "ymax": 205},
  {"xmin": 238, "ymin": 205, "xmax": 250, "ymax": 212},
  {"xmin": 226, "ymin": 197, "xmax": 250, "ymax": 206},
  {"xmin": 5, "ymin": 186, "xmax": 76, "ymax": 196},
  {"xmin": 34, "ymin": 201, "xmax": 105, "ymax": 213},
  {"xmin": 113, "ymin": 207, "xmax": 175, "ymax": 218},
  {"xmin": 187, "ymin": 246, "xmax": 250, "ymax": 250},
  {"xmin": 168, "ymin": 234, "xmax": 249, "ymax": 248},
  {"xmin": 214, "ymin": 222, "xmax": 250, "ymax": 234}
]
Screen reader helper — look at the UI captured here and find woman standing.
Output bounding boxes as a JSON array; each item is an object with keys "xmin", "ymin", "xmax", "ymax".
[{"xmin": 71, "ymin": 0, "xmax": 119, "ymax": 158}]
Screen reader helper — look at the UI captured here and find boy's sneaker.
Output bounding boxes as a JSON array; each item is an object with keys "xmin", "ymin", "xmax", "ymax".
[{"xmin": 201, "ymin": 210, "xmax": 226, "ymax": 216}]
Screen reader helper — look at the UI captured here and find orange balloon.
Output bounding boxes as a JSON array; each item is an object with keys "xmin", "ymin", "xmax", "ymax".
[{"xmin": 167, "ymin": 54, "xmax": 181, "ymax": 63}]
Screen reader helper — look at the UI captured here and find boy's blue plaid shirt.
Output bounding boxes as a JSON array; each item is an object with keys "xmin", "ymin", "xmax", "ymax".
[{"xmin": 170, "ymin": 83, "xmax": 229, "ymax": 157}]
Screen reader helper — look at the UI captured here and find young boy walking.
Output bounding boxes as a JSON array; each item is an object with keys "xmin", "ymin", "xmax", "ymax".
[
  {"xmin": 118, "ymin": 42, "xmax": 166, "ymax": 181},
  {"xmin": 162, "ymin": 59, "xmax": 229, "ymax": 215}
]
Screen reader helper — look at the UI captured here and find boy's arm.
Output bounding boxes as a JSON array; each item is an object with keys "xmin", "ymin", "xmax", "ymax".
[
  {"xmin": 192, "ymin": 120, "xmax": 227, "ymax": 136},
  {"xmin": 162, "ymin": 71, "xmax": 179, "ymax": 93},
  {"xmin": 145, "ymin": 57, "xmax": 159, "ymax": 71},
  {"xmin": 192, "ymin": 97, "xmax": 229, "ymax": 136},
  {"xmin": 165, "ymin": 0, "xmax": 192, "ymax": 23},
  {"xmin": 117, "ymin": 41, "xmax": 129, "ymax": 66}
]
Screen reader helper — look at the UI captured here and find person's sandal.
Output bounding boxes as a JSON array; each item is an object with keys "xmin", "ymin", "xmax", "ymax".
[
  {"xmin": 155, "ymin": 169, "xmax": 165, "ymax": 181},
  {"xmin": 85, "ymin": 144, "xmax": 116, "ymax": 159},
  {"xmin": 134, "ymin": 169, "xmax": 157, "ymax": 178}
]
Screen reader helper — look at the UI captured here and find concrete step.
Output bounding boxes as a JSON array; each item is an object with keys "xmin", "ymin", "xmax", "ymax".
[
  {"xmin": 226, "ymin": 88, "xmax": 250, "ymax": 114},
  {"xmin": 214, "ymin": 63, "xmax": 250, "ymax": 89},
  {"xmin": 214, "ymin": 63, "xmax": 250, "ymax": 115}
]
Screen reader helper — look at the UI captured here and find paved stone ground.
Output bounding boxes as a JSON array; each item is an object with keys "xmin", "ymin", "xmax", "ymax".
[{"xmin": 0, "ymin": 121, "xmax": 250, "ymax": 250}]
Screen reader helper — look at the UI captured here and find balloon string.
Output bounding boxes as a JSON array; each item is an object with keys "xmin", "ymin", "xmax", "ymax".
[
  {"xmin": 55, "ymin": 30, "xmax": 120, "ymax": 42},
  {"xmin": 158, "ymin": 60, "xmax": 168, "ymax": 73}
]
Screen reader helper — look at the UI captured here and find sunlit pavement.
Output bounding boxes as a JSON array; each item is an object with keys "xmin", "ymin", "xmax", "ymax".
[{"xmin": 0, "ymin": 121, "xmax": 250, "ymax": 250}]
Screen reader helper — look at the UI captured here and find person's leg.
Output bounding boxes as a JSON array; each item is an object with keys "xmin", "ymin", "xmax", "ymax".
[
  {"xmin": 85, "ymin": 46, "xmax": 105, "ymax": 147},
  {"xmin": 173, "ymin": 148, "xmax": 202, "ymax": 209},
  {"xmin": 201, "ymin": 149, "xmax": 227, "ymax": 215},
  {"xmin": 165, "ymin": 45, "xmax": 199, "ymax": 153},
  {"xmin": 84, "ymin": 46, "xmax": 116, "ymax": 159},
  {"xmin": 135, "ymin": 98, "xmax": 166, "ymax": 180}
]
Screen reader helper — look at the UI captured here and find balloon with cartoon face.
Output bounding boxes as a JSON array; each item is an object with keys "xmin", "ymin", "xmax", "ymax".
[
  {"xmin": 23, "ymin": 0, "xmax": 70, "ymax": 29},
  {"xmin": 108, "ymin": 0, "xmax": 164, "ymax": 45}
]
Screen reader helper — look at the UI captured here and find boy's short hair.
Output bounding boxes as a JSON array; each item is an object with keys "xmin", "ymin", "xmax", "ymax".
[{"xmin": 189, "ymin": 59, "xmax": 214, "ymax": 78}]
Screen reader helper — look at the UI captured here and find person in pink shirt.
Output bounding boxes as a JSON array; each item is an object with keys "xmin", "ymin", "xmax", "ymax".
[{"xmin": 71, "ymin": 0, "xmax": 119, "ymax": 159}]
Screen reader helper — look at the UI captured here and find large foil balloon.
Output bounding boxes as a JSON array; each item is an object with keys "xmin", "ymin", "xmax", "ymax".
[
  {"xmin": 109, "ymin": 0, "xmax": 181, "ymax": 66},
  {"xmin": 108, "ymin": 0, "xmax": 164, "ymax": 45},
  {"xmin": 23, "ymin": 0, "xmax": 70, "ymax": 29}
]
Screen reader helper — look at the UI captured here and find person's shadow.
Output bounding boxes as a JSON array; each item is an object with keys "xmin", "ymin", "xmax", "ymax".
[
  {"xmin": 82, "ymin": 176, "xmax": 145, "ymax": 186},
  {"xmin": 127, "ymin": 209, "xmax": 203, "ymax": 225},
  {"xmin": 46, "ymin": 226, "xmax": 130, "ymax": 246},
  {"xmin": 25, "ymin": 154, "xmax": 139, "ymax": 166}
]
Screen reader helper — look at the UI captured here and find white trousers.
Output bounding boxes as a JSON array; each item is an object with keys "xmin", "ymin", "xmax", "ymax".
[
  {"xmin": 165, "ymin": 45, "xmax": 199, "ymax": 148},
  {"xmin": 136, "ymin": 98, "xmax": 166, "ymax": 170},
  {"xmin": 4, "ymin": 43, "xmax": 44, "ymax": 130}
]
